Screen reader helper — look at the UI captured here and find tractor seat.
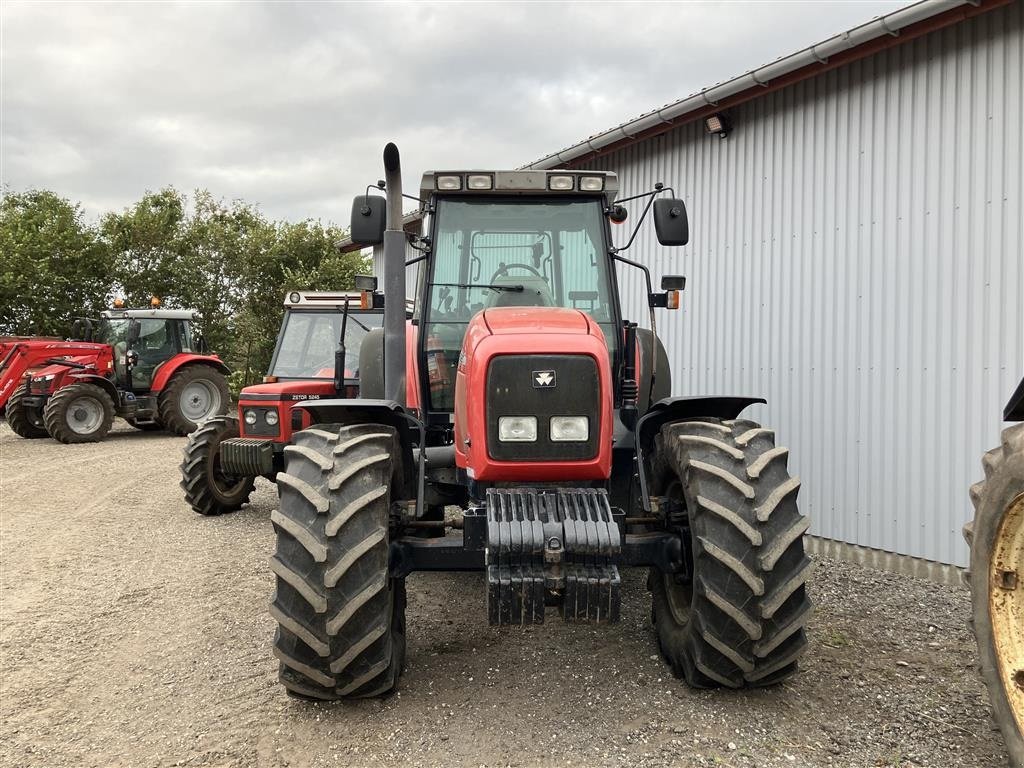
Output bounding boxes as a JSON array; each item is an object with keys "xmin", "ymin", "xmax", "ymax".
[{"xmin": 487, "ymin": 276, "xmax": 555, "ymax": 308}]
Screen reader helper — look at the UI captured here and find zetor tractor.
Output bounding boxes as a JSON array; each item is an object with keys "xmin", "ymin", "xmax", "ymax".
[
  {"xmin": 6, "ymin": 302, "xmax": 229, "ymax": 443},
  {"xmin": 255, "ymin": 144, "xmax": 811, "ymax": 701},
  {"xmin": 965, "ymin": 377, "xmax": 1024, "ymax": 766},
  {"xmin": 180, "ymin": 290, "xmax": 388, "ymax": 517}
]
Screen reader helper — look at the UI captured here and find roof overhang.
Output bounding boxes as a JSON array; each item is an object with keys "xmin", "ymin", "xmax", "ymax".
[{"xmin": 522, "ymin": 0, "xmax": 1010, "ymax": 169}]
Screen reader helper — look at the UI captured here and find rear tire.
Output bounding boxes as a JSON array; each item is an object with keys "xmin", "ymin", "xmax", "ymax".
[
  {"xmin": 964, "ymin": 424, "xmax": 1024, "ymax": 767},
  {"xmin": 271, "ymin": 423, "xmax": 406, "ymax": 700},
  {"xmin": 6, "ymin": 384, "xmax": 48, "ymax": 439},
  {"xmin": 650, "ymin": 418, "xmax": 812, "ymax": 688},
  {"xmin": 158, "ymin": 365, "xmax": 230, "ymax": 435},
  {"xmin": 43, "ymin": 383, "xmax": 115, "ymax": 444},
  {"xmin": 180, "ymin": 415, "xmax": 256, "ymax": 516}
]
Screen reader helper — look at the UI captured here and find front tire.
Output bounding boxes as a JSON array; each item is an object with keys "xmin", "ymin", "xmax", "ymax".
[
  {"xmin": 271, "ymin": 423, "xmax": 406, "ymax": 700},
  {"xmin": 158, "ymin": 365, "xmax": 230, "ymax": 435},
  {"xmin": 180, "ymin": 415, "xmax": 256, "ymax": 516},
  {"xmin": 43, "ymin": 383, "xmax": 115, "ymax": 444},
  {"xmin": 6, "ymin": 384, "xmax": 48, "ymax": 439},
  {"xmin": 650, "ymin": 418, "xmax": 812, "ymax": 688},
  {"xmin": 964, "ymin": 424, "xmax": 1024, "ymax": 767}
]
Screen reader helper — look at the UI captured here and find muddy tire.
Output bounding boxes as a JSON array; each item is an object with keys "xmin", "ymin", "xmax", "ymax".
[
  {"xmin": 158, "ymin": 365, "xmax": 229, "ymax": 435},
  {"xmin": 650, "ymin": 418, "xmax": 812, "ymax": 688},
  {"xmin": 6, "ymin": 384, "xmax": 48, "ymax": 439},
  {"xmin": 271, "ymin": 423, "xmax": 406, "ymax": 700},
  {"xmin": 180, "ymin": 415, "xmax": 256, "ymax": 516},
  {"xmin": 43, "ymin": 383, "xmax": 115, "ymax": 444},
  {"xmin": 964, "ymin": 424, "xmax": 1024, "ymax": 767}
]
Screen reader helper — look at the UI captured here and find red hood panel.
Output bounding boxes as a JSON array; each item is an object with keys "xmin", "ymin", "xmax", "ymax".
[
  {"xmin": 240, "ymin": 380, "xmax": 338, "ymax": 398},
  {"xmin": 481, "ymin": 307, "xmax": 591, "ymax": 335}
]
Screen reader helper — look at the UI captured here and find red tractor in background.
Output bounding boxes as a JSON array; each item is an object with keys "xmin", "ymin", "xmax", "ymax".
[
  {"xmin": 245, "ymin": 144, "xmax": 811, "ymax": 702},
  {"xmin": 180, "ymin": 289, "xmax": 396, "ymax": 516},
  {"xmin": 5, "ymin": 301, "xmax": 230, "ymax": 443}
]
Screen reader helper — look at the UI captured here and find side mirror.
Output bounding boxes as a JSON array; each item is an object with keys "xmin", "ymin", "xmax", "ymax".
[
  {"xmin": 350, "ymin": 196, "xmax": 386, "ymax": 246},
  {"xmin": 354, "ymin": 274, "xmax": 378, "ymax": 291},
  {"xmin": 653, "ymin": 198, "xmax": 688, "ymax": 246}
]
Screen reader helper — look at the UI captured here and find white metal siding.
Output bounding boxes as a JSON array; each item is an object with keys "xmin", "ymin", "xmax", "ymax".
[{"xmin": 583, "ymin": 2, "xmax": 1022, "ymax": 566}]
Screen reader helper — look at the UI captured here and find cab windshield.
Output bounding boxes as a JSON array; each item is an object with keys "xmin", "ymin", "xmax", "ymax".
[
  {"xmin": 424, "ymin": 197, "xmax": 617, "ymax": 410},
  {"xmin": 95, "ymin": 318, "xmax": 131, "ymax": 346},
  {"xmin": 270, "ymin": 310, "xmax": 383, "ymax": 379}
]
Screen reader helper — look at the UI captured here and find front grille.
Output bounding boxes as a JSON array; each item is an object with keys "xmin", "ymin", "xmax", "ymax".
[{"xmin": 486, "ymin": 354, "xmax": 600, "ymax": 462}]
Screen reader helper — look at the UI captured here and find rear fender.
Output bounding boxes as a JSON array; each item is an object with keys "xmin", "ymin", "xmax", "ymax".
[
  {"xmin": 150, "ymin": 354, "xmax": 229, "ymax": 393},
  {"xmin": 1005, "ymin": 376, "xmax": 1024, "ymax": 422},
  {"xmin": 293, "ymin": 398, "xmax": 422, "ymax": 509},
  {"xmin": 634, "ymin": 396, "xmax": 766, "ymax": 513}
]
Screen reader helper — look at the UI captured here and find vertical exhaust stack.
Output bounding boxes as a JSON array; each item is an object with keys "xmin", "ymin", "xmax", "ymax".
[{"xmin": 382, "ymin": 142, "xmax": 406, "ymax": 406}]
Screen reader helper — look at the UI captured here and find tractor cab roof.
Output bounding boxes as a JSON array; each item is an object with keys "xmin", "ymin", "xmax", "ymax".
[
  {"xmin": 420, "ymin": 170, "xmax": 619, "ymax": 200},
  {"xmin": 101, "ymin": 309, "xmax": 197, "ymax": 321},
  {"xmin": 283, "ymin": 291, "xmax": 413, "ymax": 314},
  {"xmin": 283, "ymin": 291, "xmax": 364, "ymax": 309}
]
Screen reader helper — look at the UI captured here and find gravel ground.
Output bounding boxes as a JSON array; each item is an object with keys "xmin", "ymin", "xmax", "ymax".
[{"xmin": 0, "ymin": 421, "xmax": 1010, "ymax": 767}]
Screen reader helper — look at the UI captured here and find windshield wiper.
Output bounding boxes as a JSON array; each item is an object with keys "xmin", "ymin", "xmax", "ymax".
[{"xmin": 429, "ymin": 282, "xmax": 524, "ymax": 292}]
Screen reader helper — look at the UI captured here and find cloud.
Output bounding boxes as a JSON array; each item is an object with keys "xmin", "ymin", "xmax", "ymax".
[{"xmin": 2, "ymin": 0, "xmax": 913, "ymax": 224}]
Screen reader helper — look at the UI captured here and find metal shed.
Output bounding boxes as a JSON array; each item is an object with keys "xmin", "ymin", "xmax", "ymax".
[{"xmin": 524, "ymin": 0, "xmax": 1023, "ymax": 574}]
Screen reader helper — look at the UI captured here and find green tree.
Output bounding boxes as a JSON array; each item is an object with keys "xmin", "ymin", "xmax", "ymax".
[{"xmin": 0, "ymin": 189, "xmax": 113, "ymax": 335}]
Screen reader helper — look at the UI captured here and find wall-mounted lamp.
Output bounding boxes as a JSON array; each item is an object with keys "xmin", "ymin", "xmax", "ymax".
[{"xmin": 704, "ymin": 112, "xmax": 732, "ymax": 139}]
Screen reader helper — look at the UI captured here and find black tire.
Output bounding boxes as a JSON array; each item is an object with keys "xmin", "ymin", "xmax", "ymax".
[
  {"xmin": 158, "ymin": 365, "xmax": 230, "ymax": 436},
  {"xmin": 180, "ymin": 415, "xmax": 256, "ymax": 516},
  {"xmin": 271, "ymin": 423, "xmax": 406, "ymax": 700},
  {"xmin": 42, "ymin": 383, "xmax": 115, "ymax": 444},
  {"xmin": 650, "ymin": 418, "xmax": 812, "ymax": 688},
  {"xmin": 6, "ymin": 384, "xmax": 48, "ymax": 439},
  {"xmin": 964, "ymin": 424, "xmax": 1024, "ymax": 767}
]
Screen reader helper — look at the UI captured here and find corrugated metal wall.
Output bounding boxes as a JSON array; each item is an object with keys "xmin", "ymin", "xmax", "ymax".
[{"xmin": 581, "ymin": 2, "xmax": 1022, "ymax": 566}]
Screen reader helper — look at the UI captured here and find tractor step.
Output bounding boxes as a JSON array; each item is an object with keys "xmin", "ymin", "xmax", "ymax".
[{"xmin": 484, "ymin": 487, "xmax": 622, "ymax": 626}]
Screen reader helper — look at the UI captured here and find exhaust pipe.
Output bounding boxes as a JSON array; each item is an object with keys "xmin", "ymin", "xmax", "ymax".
[{"xmin": 382, "ymin": 142, "xmax": 406, "ymax": 406}]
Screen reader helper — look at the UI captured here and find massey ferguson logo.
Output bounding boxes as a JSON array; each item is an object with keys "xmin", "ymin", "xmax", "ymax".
[{"xmin": 533, "ymin": 370, "xmax": 556, "ymax": 388}]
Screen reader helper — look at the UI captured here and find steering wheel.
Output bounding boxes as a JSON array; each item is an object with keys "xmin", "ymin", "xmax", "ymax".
[{"xmin": 489, "ymin": 262, "xmax": 544, "ymax": 282}]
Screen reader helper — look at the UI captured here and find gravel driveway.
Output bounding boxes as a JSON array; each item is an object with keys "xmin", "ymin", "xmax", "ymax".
[{"xmin": 0, "ymin": 422, "xmax": 1009, "ymax": 767}]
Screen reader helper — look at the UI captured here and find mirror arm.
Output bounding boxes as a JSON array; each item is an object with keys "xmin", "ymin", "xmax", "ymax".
[
  {"xmin": 611, "ymin": 254, "xmax": 659, "ymax": 409},
  {"xmin": 611, "ymin": 192, "xmax": 658, "ymax": 254}
]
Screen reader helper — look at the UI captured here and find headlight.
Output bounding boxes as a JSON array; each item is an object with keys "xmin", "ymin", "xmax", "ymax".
[
  {"xmin": 243, "ymin": 409, "xmax": 257, "ymax": 425},
  {"xmin": 548, "ymin": 175, "xmax": 574, "ymax": 191},
  {"xmin": 264, "ymin": 409, "xmax": 279, "ymax": 426},
  {"xmin": 436, "ymin": 175, "xmax": 462, "ymax": 190},
  {"xmin": 466, "ymin": 174, "xmax": 493, "ymax": 190},
  {"xmin": 550, "ymin": 416, "xmax": 589, "ymax": 442},
  {"xmin": 579, "ymin": 176, "xmax": 604, "ymax": 191},
  {"xmin": 498, "ymin": 416, "xmax": 537, "ymax": 442}
]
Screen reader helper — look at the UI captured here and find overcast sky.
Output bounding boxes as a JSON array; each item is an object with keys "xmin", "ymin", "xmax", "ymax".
[{"xmin": 2, "ymin": 0, "xmax": 915, "ymax": 226}]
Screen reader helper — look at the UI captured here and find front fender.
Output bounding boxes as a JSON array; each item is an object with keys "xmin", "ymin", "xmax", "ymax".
[{"xmin": 635, "ymin": 396, "xmax": 766, "ymax": 513}]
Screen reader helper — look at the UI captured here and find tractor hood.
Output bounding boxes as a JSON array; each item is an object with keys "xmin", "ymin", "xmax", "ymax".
[{"xmin": 480, "ymin": 306, "xmax": 594, "ymax": 336}]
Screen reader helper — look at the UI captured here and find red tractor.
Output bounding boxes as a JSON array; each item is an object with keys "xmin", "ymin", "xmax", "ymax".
[
  {"xmin": 180, "ymin": 289, "xmax": 393, "ymax": 516},
  {"xmin": 6, "ymin": 303, "xmax": 229, "ymax": 443},
  {"xmin": 247, "ymin": 144, "xmax": 810, "ymax": 700}
]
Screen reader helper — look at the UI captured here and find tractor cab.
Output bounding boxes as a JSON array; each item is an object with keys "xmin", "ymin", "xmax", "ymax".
[
  {"xmin": 93, "ymin": 308, "xmax": 203, "ymax": 392},
  {"xmin": 416, "ymin": 172, "xmax": 623, "ymax": 413}
]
